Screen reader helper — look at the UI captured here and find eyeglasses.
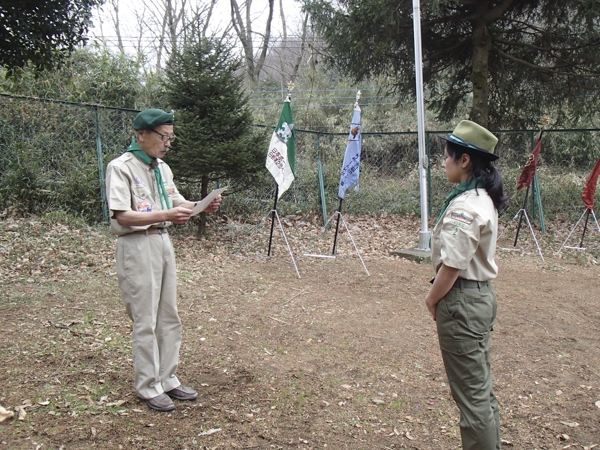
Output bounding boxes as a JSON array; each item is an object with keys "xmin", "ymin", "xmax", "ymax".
[{"xmin": 149, "ymin": 129, "xmax": 177, "ymax": 143}]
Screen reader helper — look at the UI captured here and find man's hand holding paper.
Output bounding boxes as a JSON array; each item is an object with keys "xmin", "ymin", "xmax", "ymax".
[{"xmin": 191, "ymin": 186, "xmax": 228, "ymax": 216}]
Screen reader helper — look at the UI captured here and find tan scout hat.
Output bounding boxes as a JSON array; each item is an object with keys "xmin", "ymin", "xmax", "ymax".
[{"xmin": 440, "ymin": 120, "xmax": 499, "ymax": 161}]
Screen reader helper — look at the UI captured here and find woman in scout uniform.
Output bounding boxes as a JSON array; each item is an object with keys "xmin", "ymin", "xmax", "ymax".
[{"xmin": 425, "ymin": 120, "xmax": 507, "ymax": 450}]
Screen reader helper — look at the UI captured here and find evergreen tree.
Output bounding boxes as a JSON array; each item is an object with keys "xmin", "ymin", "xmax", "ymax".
[
  {"xmin": 164, "ymin": 37, "xmax": 265, "ymax": 234},
  {"xmin": 0, "ymin": 0, "xmax": 103, "ymax": 73},
  {"xmin": 305, "ymin": 0, "xmax": 600, "ymax": 129}
]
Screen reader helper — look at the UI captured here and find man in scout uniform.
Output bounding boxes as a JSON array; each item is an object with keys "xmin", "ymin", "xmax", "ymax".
[
  {"xmin": 425, "ymin": 120, "xmax": 507, "ymax": 449},
  {"xmin": 105, "ymin": 109, "xmax": 221, "ymax": 412}
]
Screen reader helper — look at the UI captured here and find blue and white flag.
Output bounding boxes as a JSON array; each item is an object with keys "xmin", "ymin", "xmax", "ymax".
[{"xmin": 338, "ymin": 106, "xmax": 361, "ymax": 198}]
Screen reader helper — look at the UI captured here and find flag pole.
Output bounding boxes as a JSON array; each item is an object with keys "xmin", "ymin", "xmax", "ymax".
[
  {"xmin": 267, "ymin": 186, "xmax": 279, "ymax": 256},
  {"xmin": 412, "ymin": 0, "xmax": 431, "ymax": 250},
  {"xmin": 265, "ymin": 81, "xmax": 296, "ymax": 259},
  {"xmin": 333, "ymin": 90, "xmax": 361, "ymax": 256},
  {"xmin": 514, "ymin": 185, "xmax": 530, "ymax": 247},
  {"xmin": 514, "ymin": 128, "xmax": 544, "ymax": 247},
  {"xmin": 579, "ymin": 208, "xmax": 591, "ymax": 248},
  {"xmin": 332, "ymin": 197, "xmax": 344, "ymax": 255}
]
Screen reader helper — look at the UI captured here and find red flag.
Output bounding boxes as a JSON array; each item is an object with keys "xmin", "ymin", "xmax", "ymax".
[
  {"xmin": 581, "ymin": 156, "xmax": 600, "ymax": 210},
  {"xmin": 517, "ymin": 137, "xmax": 542, "ymax": 190}
]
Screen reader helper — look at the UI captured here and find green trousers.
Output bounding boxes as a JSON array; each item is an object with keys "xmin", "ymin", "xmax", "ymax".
[{"xmin": 436, "ymin": 280, "xmax": 500, "ymax": 450}]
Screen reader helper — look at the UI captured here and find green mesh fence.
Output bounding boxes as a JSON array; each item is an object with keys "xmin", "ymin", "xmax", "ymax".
[
  {"xmin": 0, "ymin": 94, "xmax": 137, "ymax": 222},
  {"xmin": 1, "ymin": 93, "xmax": 599, "ymax": 226}
]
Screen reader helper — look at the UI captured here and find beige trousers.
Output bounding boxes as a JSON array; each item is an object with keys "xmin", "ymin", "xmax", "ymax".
[{"xmin": 115, "ymin": 232, "xmax": 182, "ymax": 399}]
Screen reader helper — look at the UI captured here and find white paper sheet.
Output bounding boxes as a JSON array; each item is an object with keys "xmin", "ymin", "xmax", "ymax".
[{"xmin": 191, "ymin": 186, "xmax": 228, "ymax": 216}]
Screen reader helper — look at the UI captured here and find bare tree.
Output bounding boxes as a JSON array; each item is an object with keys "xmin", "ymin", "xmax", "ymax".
[
  {"xmin": 125, "ymin": 0, "xmax": 219, "ymax": 72},
  {"xmin": 108, "ymin": 0, "xmax": 125, "ymax": 54},
  {"xmin": 259, "ymin": 9, "xmax": 310, "ymax": 90},
  {"xmin": 278, "ymin": 0, "xmax": 286, "ymax": 83},
  {"xmin": 155, "ymin": 4, "xmax": 169, "ymax": 71},
  {"xmin": 289, "ymin": 12, "xmax": 308, "ymax": 84},
  {"xmin": 94, "ymin": 0, "xmax": 274, "ymax": 74},
  {"xmin": 230, "ymin": 0, "xmax": 275, "ymax": 83},
  {"xmin": 201, "ymin": 0, "xmax": 217, "ymax": 39}
]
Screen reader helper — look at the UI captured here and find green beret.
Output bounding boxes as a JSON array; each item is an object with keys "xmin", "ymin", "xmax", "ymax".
[{"xmin": 133, "ymin": 109, "xmax": 174, "ymax": 130}]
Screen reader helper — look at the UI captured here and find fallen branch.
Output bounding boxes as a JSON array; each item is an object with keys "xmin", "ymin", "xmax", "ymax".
[
  {"xmin": 198, "ymin": 428, "xmax": 221, "ymax": 436},
  {"xmin": 283, "ymin": 291, "xmax": 312, "ymax": 304},
  {"xmin": 269, "ymin": 316, "xmax": 290, "ymax": 326},
  {"xmin": 522, "ymin": 318, "xmax": 550, "ymax": 335}
]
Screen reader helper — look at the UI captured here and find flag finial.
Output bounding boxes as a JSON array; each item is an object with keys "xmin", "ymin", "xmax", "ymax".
[{"xmin": 354, "ymin": 89, "xmax": 361, "ymax": 111}]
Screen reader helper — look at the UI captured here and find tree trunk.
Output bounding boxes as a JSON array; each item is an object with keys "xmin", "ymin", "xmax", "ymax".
[
  {"xmin": 279, "ymin": 0, "xmax": 287, "ymax": 86},
  {"xmin": 230, "ymin": 0, "xmax": 254, "ymax": 80},
  {"xmin": 253, "ymin": 0, "xmax": 274, "ymax": 82},
  {"xmin": 230, "ymin": 0, "xmax": 274, "ymax": 83},
  {"xmin": 166, "ymin": 0, "xmax": 186, "ymax": 56},
  {"xmin": 469, "ymin": 5, "xmax": 491, "ymax": 127},
  {"xmin": 108, "ymin": 0, "xmax": 125, "ymax": 54},
  {"xmin": 155, "ymin": 5, "xmax": 169, "ymax": 72},
  {"xmin": 202, "ymin": 0, "xmax": 218, "ymax": 39},
  {"xmin": 290, "ymin": 13, "xmax": 309, "ymax": 83}
]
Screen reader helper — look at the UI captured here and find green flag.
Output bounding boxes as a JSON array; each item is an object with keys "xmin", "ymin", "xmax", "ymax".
[{"xmin": 265, "ymin": 96, "xmax": 295, "ymax": 198}]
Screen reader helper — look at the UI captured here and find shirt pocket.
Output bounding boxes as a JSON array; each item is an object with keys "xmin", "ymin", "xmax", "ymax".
[
  {"xmin": 164, "ymin": 181, "xmax": 177, "ymax": 197},
  {"xmin": 131, "ymin": 185, "xmax": 154, "ymax": 212}
]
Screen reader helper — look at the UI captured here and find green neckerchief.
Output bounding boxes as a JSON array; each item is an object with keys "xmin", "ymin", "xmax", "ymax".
[
  {"xmin": 435, "ymin": 178, "xmax": 481, "ymax": 226},
  {"xmin": 126, "ymin": 138, "xmax": 171, "ymax": 211}
]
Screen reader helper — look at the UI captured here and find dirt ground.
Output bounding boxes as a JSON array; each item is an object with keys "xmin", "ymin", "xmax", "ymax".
[{"xmin": 0, "ymin": 214, "xmax": 599, "ymax": 449}]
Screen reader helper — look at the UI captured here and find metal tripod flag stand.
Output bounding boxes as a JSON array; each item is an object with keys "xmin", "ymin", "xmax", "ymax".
[
  {"xmin": 262, "ymin": 89, "xmax": 301, "ymax": 278},
  {"xmin": 557, "ymin": 154, "xmax": 600, "ymax": 253},
  {"xmin": 557, "ymin": 208, "xmax": 600, "ymax": 253},
  {"xmin": 303, "ymin": 202, "xmax": 369, "ymax": 276},
  {"xmin": 265, "ymin": 187, "xmax": 301, "ymax": 278},
  {"xmin": 498, "ymin": 131, "xmax": 545, "ymax": 260},
  {"xmin": 303, "ymin": 92, "xmax": 369, "ymax": 276},
  {"xmin": 229, "ymin": 192, "xmax": 300, "ymax": 279}
]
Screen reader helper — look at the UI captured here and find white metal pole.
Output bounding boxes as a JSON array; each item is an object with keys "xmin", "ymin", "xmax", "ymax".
[{"xmin": 412, "ymin": 0, "xmax": 431, "ymax": 250}]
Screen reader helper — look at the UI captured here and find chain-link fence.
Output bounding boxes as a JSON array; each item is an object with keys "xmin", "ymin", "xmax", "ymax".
[
  {"xmin": 1, "ymin": 93, "xmax": 599, "ymax": 227},
  {"xmin": 425, "ymin": 129, "xmax": 600, "ymax": 224},
  {"xmin": 0, "ymin": 94, "xmax": 137, "ymax": 222}
]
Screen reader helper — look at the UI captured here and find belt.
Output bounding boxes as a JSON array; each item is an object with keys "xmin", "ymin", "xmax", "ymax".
[
  {"xmin": 453, "ymin": 278, "xmax": 490, "ymax": 289},
  {"xmin": 127, "ymin": 227, "xmax": 168, "ymax": 236}
]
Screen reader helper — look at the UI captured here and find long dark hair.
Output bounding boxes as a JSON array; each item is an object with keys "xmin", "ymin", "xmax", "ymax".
[{"xmin": 446, "ymin": 141, "xmax": 508, "ymax": 211}]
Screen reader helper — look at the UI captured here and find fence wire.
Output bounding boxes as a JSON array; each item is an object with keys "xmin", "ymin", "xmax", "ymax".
[
  {"xmin": 0, "ymin": 94, "xmax": 137, "ymax": 222},
  {"xmin": 1, "ymin": 94, "xmax": 599, "ymax": 227}
]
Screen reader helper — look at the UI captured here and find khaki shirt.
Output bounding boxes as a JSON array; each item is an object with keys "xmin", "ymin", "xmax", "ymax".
[
  {"xmin": 105, "ymin": 152, "xmax": 186, "ymax": 236},
  {"xmin": 432, "ymin": 189, "xmax": 498, "ymax": 281}
]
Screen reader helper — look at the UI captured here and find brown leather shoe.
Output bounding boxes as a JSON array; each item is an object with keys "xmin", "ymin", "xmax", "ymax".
[
  {"xmin": 140, "ymin": 393, "xmax": 175, "ymax": 412},
  {"xmin": 165, "ymin": 385, "xmax": 198, "ymax": 401}
]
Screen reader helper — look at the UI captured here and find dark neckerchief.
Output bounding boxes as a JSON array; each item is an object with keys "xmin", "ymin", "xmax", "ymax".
[
  {"xmin": 126, "ymin": 139, "xmax": 171, "ymax": 211},
  {"xmin": 435, "ymin": 178, "xmax": 481, "ymax": 225}
]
